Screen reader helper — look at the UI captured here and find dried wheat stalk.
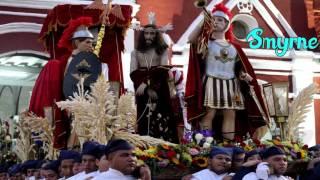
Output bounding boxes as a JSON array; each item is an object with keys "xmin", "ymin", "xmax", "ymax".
[
  {"xmin": 113, "ymin": 131, "xmax": 176, "ymax": 149},
  {"xmin": 56, "ymin": 76, "xmax": 119, "ymax": 146},
  {"xmin": 14, "ymin": 113, "xmax": 35, "ymax": 162},
  {"xmin": 116, "ymin": 92, "xmax": 137, "ymax": 133},
  {"xmin": 22, "ymin": 113, "xmax": 57, "ymax": 160}
]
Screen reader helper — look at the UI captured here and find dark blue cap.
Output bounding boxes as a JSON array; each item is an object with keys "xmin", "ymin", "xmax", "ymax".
[
  {"xmin": 8, "ymin": 164, "xmax": 22, "ymax": 176},
  {"xmin": 105, "ymin": 139, "xmax": 134, "ymax": 156},
  {"xmin": 244, "ymin": 149, "xmax": 260, "ymax": 161},
  {"xmin": 43, "ymin": 160, "xmax": 60, "ymax": 174},
  {"xmin": 233, "ymin": 147, "xmax": 245, "ymax": 155},
  {"xmin": 59, "ymin": 150, "xmax": 81, "ymax": 161},
  {"xmin": 82, "ymin": 141, "xmax": 101, "ymax": 159},
  {"xmin": 22, "ymin": 160, "xmax": 39, "ymax": 171},
  {"xmin": 0, "ymin": 164, "xmax": 8, "ymax": 173},
  {"xmin": 262, "ymin": 146, "xmax": 285, "ymax": 159},
  {"xmin": 309, "ymin": 144, "xmax": 320, "ymax": 151},
  {"xmin": 209, "ymin": 147, "xmax": 233, "ymax": 158},
  {"xmin": 97, "ymin": 144, "xmax": 106, "ymax": 159},
  {"xmin": 36, "ymin": 160, "xmax": 46, "ymax": 169},
  {"xmin": 313, "ymin": 162, "xmax": 320, "ymax": 177}
]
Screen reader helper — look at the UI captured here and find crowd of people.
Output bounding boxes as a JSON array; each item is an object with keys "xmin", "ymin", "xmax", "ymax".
[
  {"xmin": 1, "ymin": 139, "xmax": 320, "ymax": 180},
  {"xmin": 0, "ymin": 139, "xmax": 151, "ymax": 180}
]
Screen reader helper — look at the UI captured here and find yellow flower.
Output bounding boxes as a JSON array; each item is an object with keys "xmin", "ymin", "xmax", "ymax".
[
  {"xmin": 145, "ymin": 147, "xmax": 157, "ymax": 154},
  {"xmin": 137, "ymin": 159, "xmax": 145, "ymax": 166},
  {"xmin": 282, "ymin": 141, "xmax": 293, "ymax": 148},
  {"xmin": 300, "ymin": 150, "xmax": 307, "ymax": 159},
  {"xmin": 293, "ymin": 144, "xmax": 300, "ymax": 152},
  {"xmin": 193, "ymin": 157, "xmax": 208, "ymax": 168},
  {"xmin": 161, "ymin": 144, "xmax": 170, "ymax": 150},
  {"xmin": 172, "ymin": 157, "xmax": 180, "ymax": 165},
  {"xmin": 272, "ymin": 139, "xmax": 281, "ymax": 146},
  {"xmin": 244, "ymin": 145, "xmax": 253, "ymax": 152},
  {"xmin": 133, "ymin": 148, "xmax": 144, "ymax": 156}
]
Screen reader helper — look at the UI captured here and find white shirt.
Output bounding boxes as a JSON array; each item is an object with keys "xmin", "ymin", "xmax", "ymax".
[
  {"xmin": 191, "ymin": 169, "xmax": 227, "ymax": 180},
  {"xmin": 243, "ymin": 172, "xmax": 289, "ymax": 180},
  {"xmin": 66, "ymin": 171, "xmax": 98, "ymax": 180},
  {"xmin": 26, "ymin": 176, "xmax": 36, "ymax": 180},
  {"xmin": 92, "ymin": 168, "xmax": 135, "ymax": 180}
]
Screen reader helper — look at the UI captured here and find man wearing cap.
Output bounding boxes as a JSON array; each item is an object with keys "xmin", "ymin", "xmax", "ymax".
[
  {"xmin": 72, "ymin": 156, "xmax": 83, "ymax": 175},
  {"xmin": 130, "ymin": 12, "xmax": 179, "ymax": 143},
  {"xmin": 242, "ymin": 146, "xmax": 291, "ymax": 180},
  {"xmin": 67, "ymin": 141, "xmax": 100, "ymax": 180},
  {"xmin": 43, "ymin": 160, "xmax": 60, "ymax": 180},
  {"xmin": 58, "ymin": 150, "xmax": 81, "ymax": 179},
  {"xmin": 309, "ymin": 144, "xmax": 320, "ymax": 158},
  {"xmin": 95, "ymin": 144, "xmax": 109, "ymax": 175},
  {"xmin": 189, "ymin": 147, "xmax": 232, "ymax": 180},
  {"xmin": 93, "ymin": 139, "xmax": 151, "ymax": 180},
  {"xmin": 0, "ymin": 164, "xmax": 8, "ymax": 180},
  {"xmin": 231, "ymin": 147, "xmax": 245, "ymax": 172},
  {"xmin": 21, "ymin": 160, "xmax": 40, "ymax": 180},
  {"xmin": 232, "ymin": 149, "xmax": 261, "ymax": 180},
  {"xmin": 8, "ymin": 164, "xmax": 23, "ymax": 180},
  {"xmin": 186, "ymin": 3, "xmax": 269, "ymax": 140}
]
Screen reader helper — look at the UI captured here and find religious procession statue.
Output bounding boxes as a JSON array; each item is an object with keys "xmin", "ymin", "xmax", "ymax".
[
  {"xmin": 130, "ymin": 13, "xmax": 184, "ymax": 143},
  {"xmin": 185, "ymin": 2, "xmax": 270, "ymax": 140}
]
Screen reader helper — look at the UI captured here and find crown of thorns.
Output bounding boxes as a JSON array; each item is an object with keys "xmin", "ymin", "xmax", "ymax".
[{"xmin": 131, "ymin": 12, "xmax": 173, "ymax": 33}]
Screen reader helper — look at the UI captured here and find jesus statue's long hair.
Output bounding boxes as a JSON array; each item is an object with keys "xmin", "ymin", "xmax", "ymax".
[{"xmin": 136, "ymin": 24, "xmax": 168, "ymax": 55}]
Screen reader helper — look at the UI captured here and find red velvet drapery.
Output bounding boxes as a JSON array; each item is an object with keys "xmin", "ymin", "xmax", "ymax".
[{"xmin": 39, "ymin": 4, "xmax": 133, "ymax": 85}]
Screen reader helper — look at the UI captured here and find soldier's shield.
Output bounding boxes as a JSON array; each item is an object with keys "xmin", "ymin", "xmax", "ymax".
[{"xmin": 63, "ymin": 51, "xmax": 102, "ymax": 99}]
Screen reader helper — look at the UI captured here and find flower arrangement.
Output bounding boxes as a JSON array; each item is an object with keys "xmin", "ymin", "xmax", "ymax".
[
  {"xmin": 262, "ymin": 138, "xmax": 309, "ymax": 161},
  {"xmin": 134, "ymin": 130, "xmax": 216, "ymax": 176},
  {"xmin": 134, "ymin": 130, "xmax": 310, "ymax": 176}
]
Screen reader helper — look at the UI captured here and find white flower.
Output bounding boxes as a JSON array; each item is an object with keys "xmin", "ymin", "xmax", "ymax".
[
  {"xmin": 203, "ymin": 142, "xmax": 211, "ymax": 149},
  {"xmin": 176, "ymin": 154, "xmax": 180, "ymax": 159},
  {"xmin": 157, "ymin": 113, "xmax": 162, "ymax": 118},
  {"xmin": 205, "ymin": 137, "xmax": 214, "ymax": 144},
  {"xmin": 195, "ymin": 133, "xmax": 203, "ymax": 144}
]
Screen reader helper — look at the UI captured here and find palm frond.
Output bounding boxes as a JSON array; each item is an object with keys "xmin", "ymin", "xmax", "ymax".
[{"xmin": 286, "ymin": 83, "xmax": 319, "ymax": 141}]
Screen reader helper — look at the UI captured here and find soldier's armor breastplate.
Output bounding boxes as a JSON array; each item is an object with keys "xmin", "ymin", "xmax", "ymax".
[{"xmin": 206, "ymin": 40, "xmax": 237, "ymax": 79}]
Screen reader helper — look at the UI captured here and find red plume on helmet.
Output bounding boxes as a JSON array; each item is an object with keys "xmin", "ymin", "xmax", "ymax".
[
  {"xmin": 58, "ymin": 17, "xmax": 93, "ymax": 51},
  {"xmin": 211, "ymin": 3, "xmax": 234, "ymax": 42}
]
